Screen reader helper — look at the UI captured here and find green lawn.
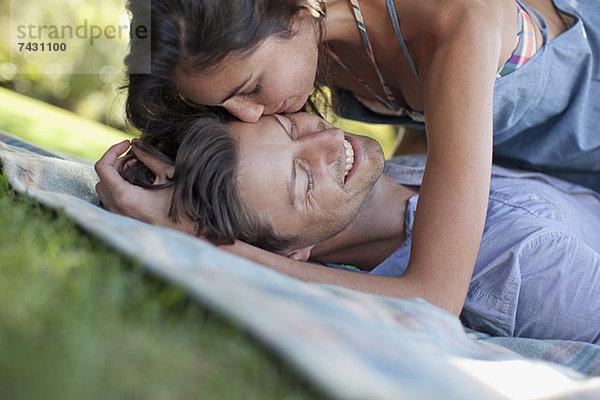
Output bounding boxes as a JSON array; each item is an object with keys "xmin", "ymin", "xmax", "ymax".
[
  {"xmin": 0, "ymin": 176, "xmax": 316, "ymax": 400},
  {"xmin": 0, "ymin": 86, "xmax": 130, "ymax": 161},
  {"xmin": 0, "ymin": 89, "xmax": 318, "ymax": 399}
]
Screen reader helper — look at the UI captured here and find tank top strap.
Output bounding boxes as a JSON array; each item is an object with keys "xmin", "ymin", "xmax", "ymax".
[
  {"xmin": 515, "ymin": 0, "xmax": 548, "ymax": 43},
  {"xmin": 385, "ymin": 0, "xmax": 421, "ymax": 84},
  {"xmin": 346, "ymin": 0, "xmax": 399, "ymax": 110}
]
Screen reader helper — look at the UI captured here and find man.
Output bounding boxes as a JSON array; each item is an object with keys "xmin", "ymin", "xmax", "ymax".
[{"xmin": 97, "ymin": 112, "xmax": 600, "ymax": 344}]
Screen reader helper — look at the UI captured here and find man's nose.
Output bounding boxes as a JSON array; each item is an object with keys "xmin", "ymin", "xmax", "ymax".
[
  {"xmin": 222, "ymin": 98, "xmax": 264, "ymax": 123},
  {"xmin": 300, "ymin": 128, "xmax": 345, "ymax": 166}
]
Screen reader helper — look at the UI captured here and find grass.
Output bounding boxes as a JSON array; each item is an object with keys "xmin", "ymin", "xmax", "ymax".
[
  {"xmin": 0, "ymin": 173, "xmax": 317, "ymax": 400},
  {"xmin": 0, "ymin": 86, "xmax": 130, "ymax": 161}
]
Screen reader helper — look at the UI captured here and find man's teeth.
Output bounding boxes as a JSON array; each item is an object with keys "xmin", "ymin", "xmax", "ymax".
[{"xmin": 343, "ymin": 139, "xmax": 354, "ymax": 177}]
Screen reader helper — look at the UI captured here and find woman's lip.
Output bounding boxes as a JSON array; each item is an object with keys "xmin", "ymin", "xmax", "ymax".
[
  {"xmin": 275, "ymin": 102, "xmax": 287, "ymax": 114},
  {"xmin": 344, "ymin": 135, "xmax": 362, "ymax": 183}
]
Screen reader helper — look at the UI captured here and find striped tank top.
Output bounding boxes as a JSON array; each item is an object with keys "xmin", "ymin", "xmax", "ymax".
[{"xmin": 328, "ymin": 0, "xmax": 539, "ymax": 121}]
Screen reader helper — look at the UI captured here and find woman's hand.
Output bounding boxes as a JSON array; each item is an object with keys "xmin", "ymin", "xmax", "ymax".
[{"xmin": 94, "ymin": 140, "xmax": 195, "ymax": 235}]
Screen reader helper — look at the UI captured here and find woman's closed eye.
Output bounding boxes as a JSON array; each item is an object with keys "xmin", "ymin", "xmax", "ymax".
[{"xmin": 240, "ymin": 83, "xmax": 261, "ymax": 98}]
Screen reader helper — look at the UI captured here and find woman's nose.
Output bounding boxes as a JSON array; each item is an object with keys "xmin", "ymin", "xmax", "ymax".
[
  {"xmin": 300, "ymin": 128, "xmax": 345, "ymax": 166},
  {"xmin": 222, "ymin": 98, "xmax": 264, "ymax": 123}
]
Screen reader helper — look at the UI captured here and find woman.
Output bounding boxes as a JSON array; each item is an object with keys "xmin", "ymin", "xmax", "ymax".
[{"xmin": 97, "ymin": 0, "xmax": 599, "ymax": 315}]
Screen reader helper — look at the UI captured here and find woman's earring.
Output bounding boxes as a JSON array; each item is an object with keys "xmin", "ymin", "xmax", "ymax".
[{"xmin": 306, "ymin": 0, "xmax": 326, "ymax": 18}]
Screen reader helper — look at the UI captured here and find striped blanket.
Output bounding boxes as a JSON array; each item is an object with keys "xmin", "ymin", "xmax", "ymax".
[{"xmin": 2, "ymin": 131, "xmax": 600, "ymax": 400}]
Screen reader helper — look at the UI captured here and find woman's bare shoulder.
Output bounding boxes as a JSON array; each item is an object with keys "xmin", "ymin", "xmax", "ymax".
[{"xmin": 395, "ymin": 0, "xmax": 515, "ymax": 40}]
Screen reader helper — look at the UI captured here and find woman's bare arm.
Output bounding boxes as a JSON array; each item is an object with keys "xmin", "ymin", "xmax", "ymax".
[
  {"xmin": 395, "ymin": 1, "xmax": 502, "ymax": 315},
  {"xmin": 221, "ymin": 240, "xmax": 472, "ymax": 314}
]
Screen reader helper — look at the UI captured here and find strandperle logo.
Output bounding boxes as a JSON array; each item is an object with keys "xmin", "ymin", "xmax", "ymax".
[
  {"xmin": 15, "ymin": 19, "xmax": 147, "ymax": 46},
  {"xmin": 9, "ymin": 0, "xmax": 151, "ymax": 75}
]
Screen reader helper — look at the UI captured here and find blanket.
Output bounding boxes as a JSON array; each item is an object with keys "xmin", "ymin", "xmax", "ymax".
[{"xmin": 3, "ymin": 131, "xmax": 600, "ymax": 400}]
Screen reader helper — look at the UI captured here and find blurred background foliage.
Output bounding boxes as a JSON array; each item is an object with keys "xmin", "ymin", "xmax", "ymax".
[{"xmin": 0, "ymin": 0, "xmax": 129, "ymax": 130}]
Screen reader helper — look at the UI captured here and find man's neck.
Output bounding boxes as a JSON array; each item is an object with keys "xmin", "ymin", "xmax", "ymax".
[{"xmin": 310, "ymin": 174, "xmax": 418, "ymax": 270}]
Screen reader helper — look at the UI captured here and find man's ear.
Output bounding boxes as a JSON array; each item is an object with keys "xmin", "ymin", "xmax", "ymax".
[{"xmin": 285, "ymin": 246, "xmax": 314, "ymax": 262}]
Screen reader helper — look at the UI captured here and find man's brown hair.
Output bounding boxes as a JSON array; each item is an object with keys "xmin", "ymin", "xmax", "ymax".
[{"xmin": 120, "ymin": 115, "xmax": 296, "ymax": 253}]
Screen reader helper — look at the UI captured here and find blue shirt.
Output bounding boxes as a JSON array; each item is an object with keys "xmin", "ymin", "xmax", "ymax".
[
  {"xmin": 492, "ymin": 0, "xmax": 600, "ymax": 192},
  {"xmin": 326, "ymin": 155, "xmax": 600, "ymax": 344}
]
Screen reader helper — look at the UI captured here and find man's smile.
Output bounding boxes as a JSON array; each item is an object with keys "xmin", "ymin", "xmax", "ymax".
[
  {"xmin": 343, "ymin": 135, "xmax": 362, "ymax": 184},
  {"xmin": 343, "ymin": 139, "xmax": 354, "ymax": 179}
]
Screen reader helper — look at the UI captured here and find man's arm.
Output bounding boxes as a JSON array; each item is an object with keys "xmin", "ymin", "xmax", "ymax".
[
  {"xmin": 221, "ymin": 240, "xmax": 465, "ymax": 315},
  {"xmin": 464, "ymin": 228, "xmax": 600, "ymax": 341},
  {"xmin": 512, "ymin": 231, "xmax": 600, "ymax": 341}
]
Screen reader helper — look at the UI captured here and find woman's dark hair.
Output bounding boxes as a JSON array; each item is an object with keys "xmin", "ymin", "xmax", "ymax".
[
  {"xmin": 120, "ymin": 115, "xmax": 297, "ymax": 253},
  {"xmin": 124, "ymin": 0, "xmax": 331, "ymax": 133}
]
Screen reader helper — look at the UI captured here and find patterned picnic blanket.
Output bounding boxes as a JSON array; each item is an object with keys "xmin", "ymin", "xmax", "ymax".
[{"xmin": 3, "ymin": 131, "xmax": 600, "ymax": 400}]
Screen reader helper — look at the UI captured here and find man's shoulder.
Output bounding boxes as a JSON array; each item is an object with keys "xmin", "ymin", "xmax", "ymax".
[
  {"xmin": 381, "ymin": 157, "xmax": 592, "ymax": 189},
  {"xmin": 480, "ymin": 179, "xmax": 600, "ymax": 270},
  {"xmin": 385, "ymin": 154, "xmax": 428, "ymax": 169},
  {"xmin": 383, "ymin": 155, "xmax": 427, "ymax": 186}
]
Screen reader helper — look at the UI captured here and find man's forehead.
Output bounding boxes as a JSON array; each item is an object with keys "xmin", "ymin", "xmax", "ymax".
[
  {"xmin": 272, "ymin": 114, "xmax": 291, "ymax": 135},
  {"xmin": 230, "ymin": 115, "xmax": 287, "ymax": 139}
]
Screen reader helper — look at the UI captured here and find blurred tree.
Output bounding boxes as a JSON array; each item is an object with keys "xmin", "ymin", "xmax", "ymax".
[{"xmin": 0, "ymin": 0, "xmax": 131, "ymax": 130}]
